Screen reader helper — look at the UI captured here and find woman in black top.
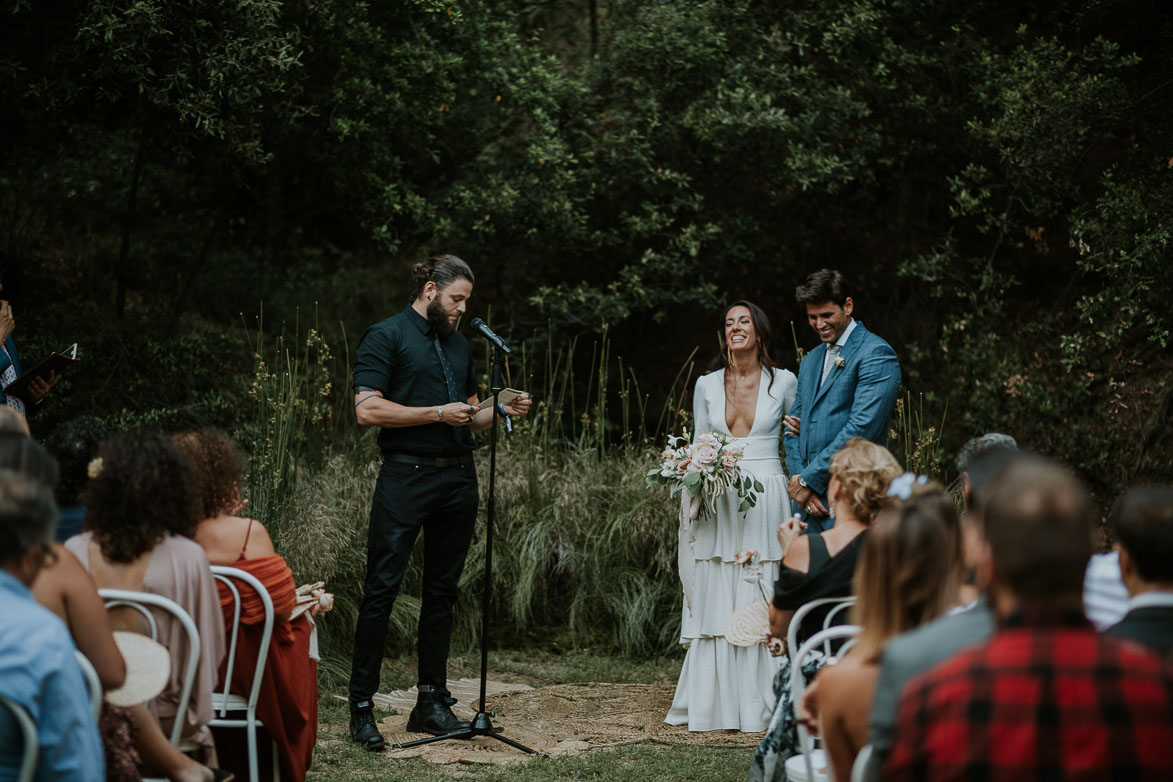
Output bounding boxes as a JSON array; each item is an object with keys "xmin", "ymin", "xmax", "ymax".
[{"xmin": 770, "ymin": 437, "xmax": 902, "ymax": 643}]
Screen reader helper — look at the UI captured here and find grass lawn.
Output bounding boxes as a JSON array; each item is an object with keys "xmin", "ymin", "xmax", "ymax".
[{"xmin": 309, "ymin": 647, "xmax": 757, "ymax": 782}]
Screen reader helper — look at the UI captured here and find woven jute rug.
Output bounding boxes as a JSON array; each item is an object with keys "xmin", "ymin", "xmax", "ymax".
[{"xmin": 333, "ymin": 679, "xmax": 763, "ymax": 765}]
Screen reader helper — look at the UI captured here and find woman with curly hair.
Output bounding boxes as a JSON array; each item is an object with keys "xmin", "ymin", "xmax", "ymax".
[
  {"xmin": 64, "ymin": 434, "xmax": 227, "ymax": 767},
  {"xmin": 750, "ymin": 437, "xmax": 902, "ymax": 782},
  {"xmin": 176, "ymin": 430, "xmax": 324, "ymax": 782}
]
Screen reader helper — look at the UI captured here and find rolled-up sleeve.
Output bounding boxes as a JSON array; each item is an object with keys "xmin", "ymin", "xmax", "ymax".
[{"xmin": 353, "ymin": 325, "xmax": 396, "ymax": 392}]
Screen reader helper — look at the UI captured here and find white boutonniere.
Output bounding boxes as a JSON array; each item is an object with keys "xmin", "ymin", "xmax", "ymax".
[{"xmin": 834, "ymin": 354, "xmax": 846, "ymax": 370}]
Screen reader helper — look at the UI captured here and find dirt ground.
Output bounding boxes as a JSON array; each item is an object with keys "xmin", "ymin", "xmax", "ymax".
[{"xmin": 327, "ymin": 678, "xmax": 764, "ymax": 765}]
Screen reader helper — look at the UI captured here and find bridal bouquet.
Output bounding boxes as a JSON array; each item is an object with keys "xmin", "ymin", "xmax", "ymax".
[{"xmin": 646, "ymin": 429, "xmax": 763, "ymax": 518}]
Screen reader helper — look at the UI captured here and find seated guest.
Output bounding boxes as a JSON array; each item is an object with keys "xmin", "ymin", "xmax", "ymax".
[
  {"xmin": 860, "ymin": 446, "xmax": 1014, "ymax": 779},
  {"xmin": 811, "ymin": 484, "xmax": 963, "ymax": 781},
  {"xmin": 0, "ymin": 471, "xmax": 103, "ymax": 782},
  {"xmin": 750, "ymin": 438, "xmax": 901, "ymax": 781},
  {"xmin": 954, "ymin": 433, "xmax": 1015, "ymax": 604},
  {"xmin": 0, "ymin": 404, "xmax": 29, "ymax": 435},
  {"xmin": 65, "ymin": 435, "xmax": 226, "ymax": 765},
  {"xmin": 176, "ymin": 431, "xmax": 323, "ymax": 782},
  {"xmin": 46, "ymin": 416, "xmax": 108, "ymax": 541},
  {"xmin": 769, "ymin": 438, "xmax": 903, "ymax": 642},
  {"xmin": 0, "ymin": 430, "xmax": 58, "ymax": 490},
  {"xmin": 885, "ymin": 456, "xmax": 1173, "ymax": 780},
  {"xmin": 1105, "ymin": 487, "xmax": 1173, "ymax": 656},
  {"xmin": 1084, "ymin": 548, "xmax": 1129, "ymax": 629}
]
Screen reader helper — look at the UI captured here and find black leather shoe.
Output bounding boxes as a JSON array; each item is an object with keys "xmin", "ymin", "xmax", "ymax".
[
  {"xmin": 406, "ymin": 686, "xmax": 472, "ymax": 735},
  {"xmin": 349, "ymin": 700, "xmax": 386, "ymax": 751}
]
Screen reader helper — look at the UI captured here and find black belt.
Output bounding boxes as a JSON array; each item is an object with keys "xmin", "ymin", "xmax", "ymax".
[{"xmin": 383, "ymin": 452, "xmax": 474, "ymax": 468}]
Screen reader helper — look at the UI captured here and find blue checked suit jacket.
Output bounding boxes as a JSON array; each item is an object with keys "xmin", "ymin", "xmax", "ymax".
[{"xmin": 783, "ymin": 321, "xmax": 900, "ymax": 507}]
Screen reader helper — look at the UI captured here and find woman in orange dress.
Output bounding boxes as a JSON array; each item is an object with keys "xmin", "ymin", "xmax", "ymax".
[{"xmin": 175, "ymin": 431, "xmax": 327, "ymax": 782}]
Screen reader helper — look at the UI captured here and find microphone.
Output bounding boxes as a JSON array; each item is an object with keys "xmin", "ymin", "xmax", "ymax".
[{"xmin": 469, "ymin": 317, "xmax": 512, "ymax": 354}]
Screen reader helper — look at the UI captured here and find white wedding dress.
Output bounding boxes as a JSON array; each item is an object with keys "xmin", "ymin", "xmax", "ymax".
[{"xmin": 665, "ymin": 366, "xmax": 798, "ymax": 732}]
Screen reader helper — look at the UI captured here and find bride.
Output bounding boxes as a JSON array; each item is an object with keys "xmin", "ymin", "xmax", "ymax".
[{"xmin": 666, "ymin": 300, "xmax": 798, "ymax": 732}]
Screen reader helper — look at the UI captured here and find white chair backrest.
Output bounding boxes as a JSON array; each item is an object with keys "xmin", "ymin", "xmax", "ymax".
[
  {"xmin": 210, "ymin": 565, "xmax": 275, "ymax": 716},
  {"xmin": 851, "ymin": 743, "xmax": 873, "ymax": 782},
  {"xmin": 74, "ymin": 650, "xmax": 103, "ymax": 721},
  {"xmin": 790, "ymin": 624, "xmax": 861, "ymax": 782},
  {"xmin": 98, "ymin": 588, "xmax": 201, "ymax": 745},
  {"xmin": 0, "ymin": 694, "xmax": 37, "ymax": 782},
  {"xmin": 787, "ymin": 596, "xmax": 856, "ymax": 659}
]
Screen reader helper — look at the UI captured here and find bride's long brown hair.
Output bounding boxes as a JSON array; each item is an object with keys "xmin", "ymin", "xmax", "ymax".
[{"xmin": 710, "ymin": 300, "xmax": 779, "ymax": 394}]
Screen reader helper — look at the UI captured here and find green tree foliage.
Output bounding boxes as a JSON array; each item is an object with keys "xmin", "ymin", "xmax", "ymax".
[{"xmin": 1, "ymin": 0, "xmax": 1170, "ymax": 491}]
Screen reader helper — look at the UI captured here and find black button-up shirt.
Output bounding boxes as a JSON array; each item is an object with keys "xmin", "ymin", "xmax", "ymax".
[{"xmin": 353, "ymin": 306, "xmax": 477, "ymax": 457}]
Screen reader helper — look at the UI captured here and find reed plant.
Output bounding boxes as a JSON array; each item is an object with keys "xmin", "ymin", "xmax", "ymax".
[
  {"xmin": 241, "ymin": 307, "xmax": 335, "ymax": 530},
  {"xmin": 888, "ymin": 391, "xmax": 948, "ymax": 480}
]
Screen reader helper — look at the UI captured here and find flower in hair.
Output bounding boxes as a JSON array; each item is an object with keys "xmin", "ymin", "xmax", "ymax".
[
  {"xmin": 888, "ymin": 472, "xmax": 927, "ymax": 500},
  {"xmin": 87, "ymin": 457, "xmax": 104, "ymax": 479}
]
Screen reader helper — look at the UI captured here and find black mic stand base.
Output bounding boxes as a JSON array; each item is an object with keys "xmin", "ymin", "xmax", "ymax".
[{"xmin": 390, "ymin": 711, "xmax": 540, "ymax": 754}]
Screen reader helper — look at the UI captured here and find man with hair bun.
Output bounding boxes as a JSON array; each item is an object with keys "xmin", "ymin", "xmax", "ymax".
[
  {"xmin": 784, "ymin": 269, "xmax": 900, "ymax": 531},
  {"xmin": 347, "ymin": 254, "xmax": 531, "ymax": 751}
]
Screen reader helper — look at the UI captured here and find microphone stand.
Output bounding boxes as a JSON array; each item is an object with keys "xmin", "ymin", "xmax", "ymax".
[{"xmin": 391, "ymin": 343, "xmax": 540, "ymax": 755}]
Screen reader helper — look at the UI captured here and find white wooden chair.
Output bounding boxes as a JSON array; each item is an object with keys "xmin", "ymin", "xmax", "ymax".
[
  {"xmin": 98, "ymin": 589, "xmax": 201, "ymax": 746},
  {"xmin": 74, "ymin": 650, "xmax": 103, "ymax": 720},
  {"xmin": 787, "ymin": 596, "xmax": 856, "ymax": 659},
  {"xmin": 823, "ymin": 598, "xmax": 856, "ymax": 633},
  {"xmin": 210, "ymin": 565, "xmax": 280, "ymax": 782},
  {"xmin": 851, "ymin": 743, "xmax": 873, "ymax": 782},
  {"xmin": 785, "ymin": 624, "xmax": 861, "ymax": 782},
  {"xmin": 0, "ymin": 694, "xmax": 37, "ymax": 782}
]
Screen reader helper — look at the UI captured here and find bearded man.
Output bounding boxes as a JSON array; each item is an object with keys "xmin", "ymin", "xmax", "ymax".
[{"xmin": 347, "ymin": 254, "xmax": 530, "ymax": 751}]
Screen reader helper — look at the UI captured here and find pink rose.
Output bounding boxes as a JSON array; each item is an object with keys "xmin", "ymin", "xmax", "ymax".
[
  {"xmin": 695, "ymin": 431, "xmax": 719, "ymax": 448},
  {"xmin": 694, "ymin": 444, "xmax": 719, "ymax": 467},
  {"xmin": 721, "ymin": 452, "xmax": 740, "ymax": 469}
]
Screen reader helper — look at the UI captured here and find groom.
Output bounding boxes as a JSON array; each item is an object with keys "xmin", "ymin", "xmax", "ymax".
[{"xmin": 783, "ymin": 269, "xmax": 901, "ymax": 531}]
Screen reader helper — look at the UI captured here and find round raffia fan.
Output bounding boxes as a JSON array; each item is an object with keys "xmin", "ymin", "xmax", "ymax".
[{"xmin": 724, "ymin": 599, "xmax": 770, "ymax": 646}]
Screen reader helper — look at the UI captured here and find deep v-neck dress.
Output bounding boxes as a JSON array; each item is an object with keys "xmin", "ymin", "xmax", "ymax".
[{"xmin": 666, "ymin": 366, "xmax": 798, "ymax": 732}]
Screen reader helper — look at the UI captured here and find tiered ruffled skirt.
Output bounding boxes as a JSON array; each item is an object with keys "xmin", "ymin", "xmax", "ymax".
[{"xmin": 665, "ymin": 461, "xmax": 790, "ymax": 732}]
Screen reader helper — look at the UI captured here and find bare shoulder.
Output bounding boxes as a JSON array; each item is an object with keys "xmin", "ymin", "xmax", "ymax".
[
  {"xmin": 782, "ymin": 533, "xmax": 811, "ymax": 573},
  {"xmin": 245, "ymin": 518, "xmax": 278, "ymax": 558},
  {"xmin": 819, "ymin": 656, "xmax": 877, "ymax": 702}
]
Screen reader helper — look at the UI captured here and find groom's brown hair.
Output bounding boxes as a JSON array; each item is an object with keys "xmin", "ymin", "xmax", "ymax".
[{"xmin": 796, "ymin": 269, "xmax": 849, "ymax": 306}]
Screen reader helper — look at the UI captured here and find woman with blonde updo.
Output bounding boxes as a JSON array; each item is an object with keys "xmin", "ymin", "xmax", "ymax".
[
  {"xmin": 769, "ymin": 438, "xmax": 902, "ymax": 642},
  {"xmin": 750, "ymin": 437, "xmax": 901, "ymax": 782}
]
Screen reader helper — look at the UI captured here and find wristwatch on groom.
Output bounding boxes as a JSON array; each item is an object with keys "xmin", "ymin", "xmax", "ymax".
[{"xmin": 797, "ymin": 476, "xmax": 814, "ymax": 514}]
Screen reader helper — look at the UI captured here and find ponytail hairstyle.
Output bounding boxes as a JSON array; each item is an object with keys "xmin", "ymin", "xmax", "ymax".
[{"xmin": 411, "ymin": 254, "xmax": 475, "ymax": 300}]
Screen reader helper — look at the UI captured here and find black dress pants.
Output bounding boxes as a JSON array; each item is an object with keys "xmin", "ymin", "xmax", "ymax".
[{"xmin": 348, "ymin": 458, "xmax": 478, "ymax": 703}]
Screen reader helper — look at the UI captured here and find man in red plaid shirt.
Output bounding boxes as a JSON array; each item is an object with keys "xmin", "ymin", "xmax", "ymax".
[{"xmin": 885, "ymin": 456, "xmax": 1173, "ymax": 781}]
